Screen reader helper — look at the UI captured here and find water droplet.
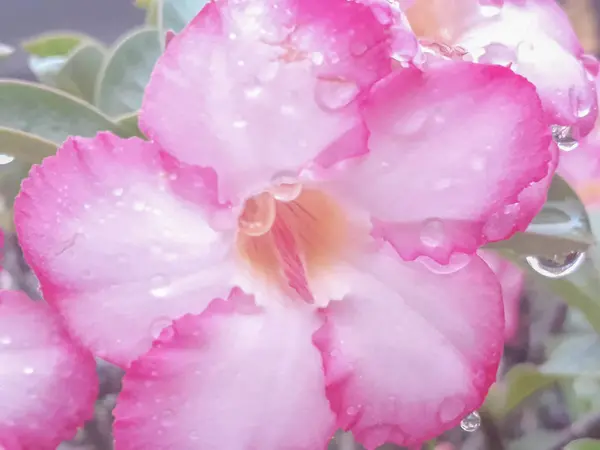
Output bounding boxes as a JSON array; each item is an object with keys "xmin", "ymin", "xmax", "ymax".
[
  {"xmin": 238, "ymin": 192, "xmax": 276, "ymax": 236},
  {"xmin": 112, "ymin": 187, "xmax": 124, "ymax": 197},
  {"xmin": 346, "ymin": 405, "xmax": 359, "ymax": 416},
  {"xmin": 311, "ymin": 52, "xmax": 325, "ymax": 65},
  {"xmin": 480, "ymin": 4, "xmax": 501, "ymax": 17},
  {"xmin": 245, "ymin": 85, "xmax": 263, "ymax": 98},
  {"xmin": 421, "ymin": 253, "xmax": 471, "ymax": 274},
  {"xmin": 315, "ymin": 78, "xmax": 359, "ymax": 111},
  {"xmin": 233, "ymin": 119, "xmax": 248, "ymax": 129},
  {"xmin": 551, "ymin": 125, "xmax": 579, "ymax": 151},
  {"xmin": 526, "ymin": 251, "xmax": 585, "ymax": 279},
  {"xmin": 0, "ymin": 154, "xmax": 15, "ymax": 165},
  {"xmin": 151, "ymin": 317, "xmax": 173, "ymax": 339},
  {"xmin": 270, "ymin": 173, "xmax": 302, "ymax": 202},
  {"xmin": 570, "ymin": 88, "xmax": 593, "ymax": 119},
  {"xmin": 150, "ymin": 286, "xmax": 170, "ymax": 298},
  {"xmin": 23, "ymin": 367, "xmax": 34, "ymax": 375},
  {"xmin": 257, "ymin": 61, "xmax": 279, "ymax": 82},
  {"xmin": 460, "ymin": 411, "xmax": 481, "ymax": 432},
  {"xmin": 350, "ymin": 40, "xmax": 368, "ymax": 57},
  {"xmin": 420, "ymin": 219, "xmax": 445, "ymax": 248}
]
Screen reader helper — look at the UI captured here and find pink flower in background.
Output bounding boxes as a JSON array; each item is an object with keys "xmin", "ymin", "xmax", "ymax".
[
  {"xmin": 0, "ymin": 291, "xmax": 97, "ymax": 449},
  {"xmin": 12, "ymin": 0, "xmax": 554, "ymax": 448},
  {"xmin": 382, "ymin": 0, "xmax": 598, "ymax": 138}
]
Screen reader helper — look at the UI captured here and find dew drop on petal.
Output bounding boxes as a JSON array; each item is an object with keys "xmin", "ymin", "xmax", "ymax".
[
  {"xmin": 238, "ymin": 192, "xmax": 276, "ymax": 236},
  {"xmin": 460, "ymin": 411, "xmax": 481, "ymax": 432},
  {"xmin": 314, "ymin": 78, "xmax": 360, "ymax": 111},
  {"xmin": 23, "ymin": 367, "xmax": 35, "ymax": 375},
  {"xmin": 420, "ymin": 218, "xmax": 445, "ymax": 248},
  {"xmin": 0, "ymin": 336, "xmax": 11, "ymax": 345},
  {"xmin": 270, "ymin": 173, "xmax": 302, "ymax": 202},
  {"xmin": 479, "ymin": 0, "xmax": 502, "ymax": 18},
  {"xmin": 420, "ymin": 253, "xmax": 470, "ymax": 274},
  {"xmin": 551, "ymin": 125, "xmax": 579, "ymax": 151},
  {"xmin": 525, "ymin": 251, "xmax": 585, "ymax": 279},
  {"xmin": 150, "ymin": 317, "xmax": 173, "ymax": 339}
]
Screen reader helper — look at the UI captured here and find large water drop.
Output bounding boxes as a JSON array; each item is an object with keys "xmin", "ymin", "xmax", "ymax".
[
  {"xmin": 460, "ymin": 411, "xmax": 481, "ymax": 432},
  {"xmin": 525, "ymin": 251, "xmax": 585, "ymax": 279},
  {"xmin": 551, "ymin": 125, "xmax": 579, "ymax": 151}
]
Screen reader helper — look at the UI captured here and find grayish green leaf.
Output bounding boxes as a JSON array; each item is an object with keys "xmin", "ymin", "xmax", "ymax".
[
  {"xmin": 95, "ymin": 28, "xmax": 162, "ymax": 117},
  {"xmin": 116, "ymin": 112, "xmax": 145, "ymax": 139},
  {"xmin": 0, "ymin": 127, "xmax": 57, "ymax": 163},
  {"xmin": 566, "ymin": 439, "xmax": 600, "ymax": 450},
  {"xmin": 541, "ymin": 333, "xmax": 600, "ymax": 378},
  {"xmin": 486, "ymin": 364, "xmax": 560, "ymax": 419},
  {"xmin": 55, "ymin": 42, "xmax": 106, "ymax": 103},
  {"xmin": 27, "ymin": 55, "xmax": 68, "ymax": 86},
  {"xmin": 21, "ymin": 32, "xmax": 90, "ymax": 57},
  {"xmin": 0, "ymin": 80, "xmax": 127, "ymax": 144},
  {"xmin": 160, "ymin": 0, "xmax": 209, "ymax": 33}
]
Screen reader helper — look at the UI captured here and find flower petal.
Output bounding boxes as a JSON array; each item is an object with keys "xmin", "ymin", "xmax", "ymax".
[
  {"xmin": 0, "ymin": 291, "xmax": 97, "ymax": 449},
  {"xmin": 14, "ymin": 133, "xmax": 236, "ymax": 367},
  {"xmin": 331, "ymin": 61, "xmax": 552, "ymax": 262},
  {"xmin": 314, "ymin": 244, "xmax": 503, "ymax": 448},
  {"xmin": 114, "ymin": 292, "xmax": 335, "ymax": 450},
  {"xmin": 410, "ymin": 0, "xmax": 598, "ymax": 137},
  {"xmin": 478, "ymin": 250, "xmax": 523, "ymax": 341},
  {"xmin": 140, "ymin": 0, "xmax": 393, "ymax": 202}
]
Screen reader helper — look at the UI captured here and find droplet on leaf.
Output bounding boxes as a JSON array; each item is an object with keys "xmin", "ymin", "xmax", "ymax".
[{"xmin": 525, "ymin": 251, "xmax": 585, "ymax": 279}]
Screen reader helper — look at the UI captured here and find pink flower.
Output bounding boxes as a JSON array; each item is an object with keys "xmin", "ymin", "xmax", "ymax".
[
  {"xmin": 13, "ymin": 0, "xmax": 554, "ymax": 447},
  {"xmin": 479, "ymin": 250, "xmax": 524, "ymax": 342},
  {"xmin": 0, "ymin": 291, "xmax": 98, "ymax": 449},
  {"xmin": 384, "ymin": 0, "xmax": 599, "ymax": 139}
]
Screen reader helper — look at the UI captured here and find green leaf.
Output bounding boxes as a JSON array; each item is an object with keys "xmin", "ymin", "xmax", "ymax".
[
  {"xmin": 27, "ymin": 55, "xmax": 68, "ymax": 86},
  {"xmin": 0, "ymin": 43, "xmax": 14, "ymax": 59},
  {"xmin": 160, "ymin": 0, "xmax": 209, "ymax": 33},
  {"xmin": 0, "ymin": 127, "xmax": 57, "ymax": 163},
  {"xmin": 541, "ymin": 333, "xmax": 600, "ymax": 378},
  {"xmin": 486, "ymin": 364, "xmax": 559, "ymax": 418},
  {"xmin": 508, "ymin": 431, "xmax": 562, "ymax": 450},
  {"xmin": 566, "ymin": 439, "xmax": 600, "ymax": 450},
  {"xmin": 95, "ymin": 28, "xmax": 162, "ymax": 117},
  {"xmin": 487, "ymin": 174, "xmax": 594, "ymax": 258},
  {"xmin": 21, "ymin": 32, "xmax": 90, "ymax": 57},
  {"xmin": 55, "ymin": 42, "xmax": 106, "ymax": 103},
  {"xmin": 116, "ymin": 112, "xmax": 145, "ymax": 139},
  {"xmin": 0, "ymin": 80, "xmax": 128, "ymax": 143}
]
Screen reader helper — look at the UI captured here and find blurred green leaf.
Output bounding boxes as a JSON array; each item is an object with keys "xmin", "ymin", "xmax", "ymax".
[
  {"xmin": 95, "ymin": 28, "xmax": 162, "ymax": 117},
  {"xmin": 0, "ymin": 80, "xmax": 128, "ymax": 143},
  {"xmin": 488, "ymin": 175, "xmax": 593, "ymax": 258},
  {"xmin": 508, "ymin": 431, "xmax": 562, "ymax": 450},
  {"xmin": 486, "ymin": 364, "xmax": 559, "ymax": 418},
  {"xmin": 55, "ymin": 42, "xmax": 106, "ymax": 103},
  {"xmin": 0, "ymin": 127, "xmax": 57, "ymax": 163},
  {"xmin": 160, "ymin": 0, "xmax": 209, "ymax": 33},
  {"xmin": 116, "ymin": 112, "xmax": 145, "ymax": 139},
  {"xmin": 566, "ymin": 439, "xmax": 600, "ymax": 450},
  {"xmin": 27, "ymin": 55, "xmax": 68, "ymax": 86},
  {"xmin": 0, "ymin": 43, "xmax": 13, "ymax": 59},
  {"xmin": 541, "ymin": 333, "xmax": 600, "ymax": 378},
  {"xmin": 21, "ymin": 32, "xmax": 91, "ymax": 57},
  {"xmin": 135, "ymin": 0, "xmax": 154, "ymax": 7}
]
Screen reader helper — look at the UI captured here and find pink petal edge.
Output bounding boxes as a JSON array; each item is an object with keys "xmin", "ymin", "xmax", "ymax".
[
  {"xmin": 14, "ymin": 132, "xmax": 236, "ymax": 367},
  {"xmin": 0, "ymin": 291, "xmax": 97, "ymax": 449}
]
